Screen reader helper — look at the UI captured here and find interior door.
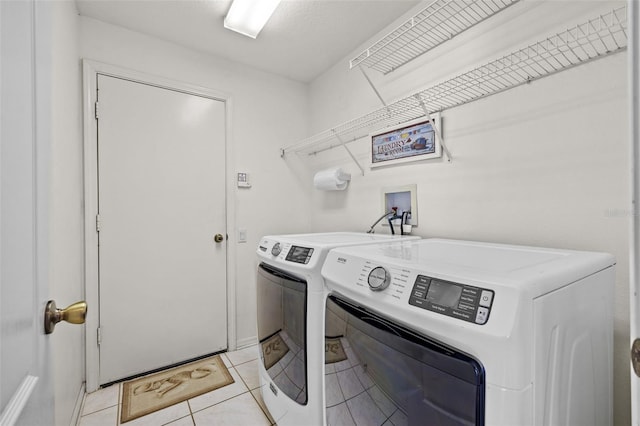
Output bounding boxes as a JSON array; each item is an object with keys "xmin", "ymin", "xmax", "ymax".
[
  {"xmin": 0, "ymin": 0, "xmax": 54, "ymax": 424},
  {"xmin": 96, "ymin": 74, "xmax": 227, "ymax": 384}
]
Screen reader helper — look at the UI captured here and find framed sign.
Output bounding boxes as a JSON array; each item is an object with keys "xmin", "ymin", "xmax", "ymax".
[{"xmin": 370, "ymin": 115, "xmax": 441, "ymax": 168}]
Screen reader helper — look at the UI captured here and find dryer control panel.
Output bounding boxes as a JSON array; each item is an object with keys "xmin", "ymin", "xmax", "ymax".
[
  {"xmin": 409, "ymin": 275, "xmax": 494, "ymax": 325},
  {"xmin": 258, "ymin": 239, "xmax": 315, "ymax": 265}
]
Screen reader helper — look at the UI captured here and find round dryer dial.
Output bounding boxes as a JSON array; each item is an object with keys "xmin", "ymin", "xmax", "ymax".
[
  {"xmin": 271, "ymin": 242, "xmax": 282, "ymax": 257},
  {"xmin": 368, "ymin": 266, "xmax": 391, "ymax": 291}
]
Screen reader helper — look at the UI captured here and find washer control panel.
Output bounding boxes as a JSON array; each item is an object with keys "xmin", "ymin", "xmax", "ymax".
[{"xmin": 408, "ymin": 275, "xmax": 494, "ymax": 325}]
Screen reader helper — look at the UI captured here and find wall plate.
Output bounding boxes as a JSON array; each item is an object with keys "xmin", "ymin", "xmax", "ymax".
[{"xmin": 381, "ymin": 184, "xmax": 418, "ymax": 227}]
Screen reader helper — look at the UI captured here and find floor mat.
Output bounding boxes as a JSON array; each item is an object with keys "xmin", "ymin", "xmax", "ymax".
[
  {"xmin": 325, "ymin": 337, "xmax": 347, "ymax": 364},
  {"xmin": 261, "ymin": 333, "xmax": 290, "ymax": 370},
  {"xmin": 120, "ymin": 354, "xmax": 233, "ymax": 423}
]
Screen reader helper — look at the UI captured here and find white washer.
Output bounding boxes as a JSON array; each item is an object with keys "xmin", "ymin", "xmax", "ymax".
[
  {"xmin": 321, "ymin": 238, "xmax": 615, "ymax": 426},
  {"xmin": 256, "ymin": 232, "xmax": 419, "ymax": 425}
]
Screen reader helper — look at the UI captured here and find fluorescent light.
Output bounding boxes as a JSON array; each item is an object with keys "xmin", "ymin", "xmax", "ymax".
[{"xmin": 224, "ymin": 0, "xmax": 282, "ymax": 39}]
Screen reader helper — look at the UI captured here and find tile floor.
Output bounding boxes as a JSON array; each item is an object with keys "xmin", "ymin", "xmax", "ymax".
[
  {"xmin": 324, "ymin": 337, "xmax": 406, "ymax": 426},
  {"xmin": 264, "ymin": 331, "xmax": 306, "ymax": 405},
  {"xmin": 78, "ymin": 345, "xmax": 276, "ymax": 426}
]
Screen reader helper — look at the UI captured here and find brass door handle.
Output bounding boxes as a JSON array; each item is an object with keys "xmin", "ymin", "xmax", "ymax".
[
  {"xmin": 214, "ymin": 233, "xmax": 225, "ymax": 243},
  {"xmin": 632, "ymin": 338, "xmax": 640, "ymax": 377},
  {"xmin": 44, "ymin": 300, "xmax": 87, "ymax": 334}
]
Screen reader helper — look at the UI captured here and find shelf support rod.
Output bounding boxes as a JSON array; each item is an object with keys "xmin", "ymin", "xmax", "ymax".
[
  {"xmin": 415, "ymin": 94, "xmax": 452, "ymax": 162},
  {"xmin": 332, "ymin": 129, "xmax": 365, "ymax": 176},
  {"xmin": 359, "ymin": 66, "xmax": 389, "ymax": 109}
]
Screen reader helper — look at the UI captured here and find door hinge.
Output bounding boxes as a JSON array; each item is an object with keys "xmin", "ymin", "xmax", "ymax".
[
  {"xmin": 96, "ymin": 214, "xmax": 101, "ymax": 232},
  {"xmin": 94, "ymin": 101, "xmax": 99, "ymax": 119},
  {"xmin": 97, "ymin": 327, "xmax": 102, "ymax": 346}
]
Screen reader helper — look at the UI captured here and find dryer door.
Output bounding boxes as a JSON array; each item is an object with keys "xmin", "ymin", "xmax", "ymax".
[
  {"xmin": 325, "ymin": 295, "xmax": 485, "ymax": 426},
  {"xmin": 257, "ymin": 263, "xmax": 308, "ymax": 405}
]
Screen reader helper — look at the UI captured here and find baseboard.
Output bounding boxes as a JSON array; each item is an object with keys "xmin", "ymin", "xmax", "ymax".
[
  {"xmin": 235, "ymin": 336, "xmax": 258, "ymax": 350},
  {"xmin": 71, "ymin": 383, "xmax": 86, "ymax": 426},
  {"xmin": 0, "ymin": 375, "xmax": 38, "ymax": 426}
]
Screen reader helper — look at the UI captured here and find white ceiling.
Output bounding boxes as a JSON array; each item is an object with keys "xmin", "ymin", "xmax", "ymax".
[{"xmin": 75, "ymin": 0, "xmax": 422, "ymax": 83}]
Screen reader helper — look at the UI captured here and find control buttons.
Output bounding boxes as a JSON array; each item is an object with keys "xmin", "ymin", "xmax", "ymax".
[
  {"xmin": 368, "ymin": 267, "xmax": 391, "ymax": 291},
  {"xmin": 475, "ymin": 307, "xmax": 489, "ymax": 324},
  {"xmin": 411, "ymin": 277, "xmax": 429, "ymax": 299},
  {"xmin": 408, "ymin": 274, "xmax": 494, "ymax": 326},
  {"xmin": 479, "ymin": 290, "xmax": 494, "ymax": 308},
  {"xmin": 271, "ymin": 243, "xmax": 282, "ymax": 257},
  {"xmin": 412, "ymin": 289, "xmax": 426, "ymax": 299}
]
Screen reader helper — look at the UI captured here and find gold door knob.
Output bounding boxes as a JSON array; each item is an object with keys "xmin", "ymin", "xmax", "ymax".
[
  {"xmin": 632, "ymin": 339, "xmax": 640, "ymax": 377},
  {"xmin": 44, "ymin": 300, "xmax": 87, "ymax": 334},
  {"xmin": 214, "ymin": 233, "xmax": 225, "ymax": 243}
]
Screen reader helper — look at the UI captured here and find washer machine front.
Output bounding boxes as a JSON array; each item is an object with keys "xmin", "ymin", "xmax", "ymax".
[
  {"xmin": 256, "ymin": 232, "xmax": 419, "ymax": 425},
  {"xmin": 321, "ymin": 238, "xmax": 615, "ymax": 426}
]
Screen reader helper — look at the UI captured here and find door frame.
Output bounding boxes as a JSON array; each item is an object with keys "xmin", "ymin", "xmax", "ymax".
[
  {"xmin": 631, "ymin": 0, "xmax": 640, "ymax": 423},
  {"xmin": 82, "ymin": 60, "xmax": 237, "ymax": 392}
]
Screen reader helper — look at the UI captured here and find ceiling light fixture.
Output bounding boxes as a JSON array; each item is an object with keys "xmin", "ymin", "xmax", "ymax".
[{"xmin": 223, "ymin": 0, "xmax": 282, "ymax": 39}]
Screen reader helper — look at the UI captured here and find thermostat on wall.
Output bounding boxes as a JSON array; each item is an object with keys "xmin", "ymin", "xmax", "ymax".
[{"xmin": 237, "ymin": 172, "xmax": 251, "ymax": 188}]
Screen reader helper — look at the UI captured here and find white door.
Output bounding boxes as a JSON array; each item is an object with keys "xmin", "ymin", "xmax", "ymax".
[
  {"xmin": 0, "ymin": 0, "xmax": 55, "ymax": 424},
  {"xmin": 96, "ymin": 75, "xmax": 228, "ymax": 385}
]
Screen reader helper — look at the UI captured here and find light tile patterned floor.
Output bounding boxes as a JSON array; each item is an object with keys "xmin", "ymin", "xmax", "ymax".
[
  {"xmin": 78, "ymin": 345, "xmax": 275, "ymax": 426},
  {"xmin": 325, "ymin": 338, "xmax": 407, "ymax": 426}
]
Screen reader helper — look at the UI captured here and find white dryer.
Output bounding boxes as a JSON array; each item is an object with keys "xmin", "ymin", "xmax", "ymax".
[
  {"xmin": 256, "ymin": 232, "xmax": 419, "ymax": 425},
  {"xmin": 321, "ymin": 238, "xmax": 615, "ymax": 426}
]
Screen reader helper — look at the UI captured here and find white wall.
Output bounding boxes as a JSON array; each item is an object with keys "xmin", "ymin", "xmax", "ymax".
[
  {"xmin": 306, "ymin": 1, "xmax": 630, "ymax": 424},
  {"xmin": 78, "ymin": 16, "xmax": 311, "ymax": 348},
  {"xmin": 50, "ymin": 1, "xmax": 85, "ymax": 425}
]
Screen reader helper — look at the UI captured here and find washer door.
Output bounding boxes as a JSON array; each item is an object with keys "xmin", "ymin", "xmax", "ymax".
[
  {"xmin": 257, "ymin": 263, "xmax": 308, "ymax": 405},
  {"xmin": 325, "ymin": 295, "xmax": 485, "ymax": 426}
]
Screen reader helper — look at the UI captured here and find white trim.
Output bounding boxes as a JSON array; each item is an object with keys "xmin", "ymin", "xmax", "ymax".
[
  {"xmin": 82, "ymin": 59, "xmax": 236, "ymax": 391},
  {"xmin": 235, "ymin": 336, "xmax": 258, "ymax": 350},
  {"xmin": 81, "ymin": 60, "xmax": 99, "ymax": 393},
  {"xmin": 70, "ymin": 383, "xmax": 85, "ymax": 426},
  {"xmin": 630, "ymin": 0, "xmax": 639, "ymax": 422},
  {"xmin": 0, "ymin": 375, "xmax": 38, "ymax": 426},
  {"xmin": 225, "ymin": 97, "xmax": 238, "ymax": 353}
]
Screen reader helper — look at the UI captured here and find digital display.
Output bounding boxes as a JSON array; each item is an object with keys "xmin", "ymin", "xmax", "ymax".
[
  {"xmin": 409, "ymin": 275, "xmax": 493, "ymax": 325},
  {"xmin": 285, "ymin": 246, "xmax": 314, "ymax": 264},
  {"xmin": 426, "ymin": 279, "xmax": 463, "ymax": 308}
]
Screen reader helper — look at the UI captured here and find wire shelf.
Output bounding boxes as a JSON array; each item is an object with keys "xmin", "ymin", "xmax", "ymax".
[
  {"xmin": 283, "ymin": 6, "xmax": 627, "ymax": 157},
  {"xmin": 414, "ymin": 5, "xmax": 628, "ymax": 113},
  {"xmin": 350, "ymin": 0, "xmax": 521, "ymax": 74}
]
